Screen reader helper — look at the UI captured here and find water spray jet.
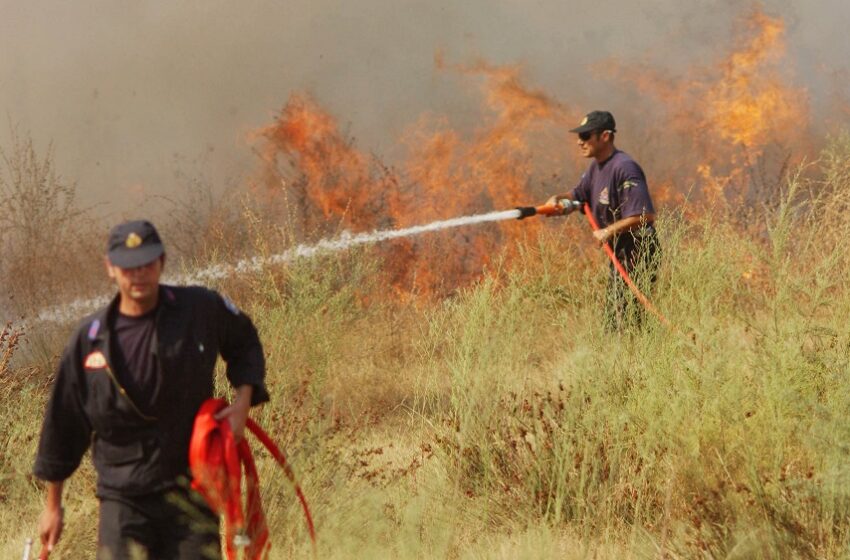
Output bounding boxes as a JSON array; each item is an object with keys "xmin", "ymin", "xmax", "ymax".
[
  {"xmin": 26, "ymin": 199, "xmax": 674, "ymax": 333},
  {"xmin": 27, "ymin": 208, "xmax": 528, "ymax": 325}
]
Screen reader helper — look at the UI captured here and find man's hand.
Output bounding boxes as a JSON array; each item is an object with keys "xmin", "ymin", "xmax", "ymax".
[
  {"xmin": 39, "ymin": 482, "xmax": 64, "ymax": 555},
  {"xmin": 592, "ymin": 227, "xmax": 613, "ymax": 245},
  {"xmin": 544, "ymin": 194, "xmax": 561, "ymax": 208},
  {"xmin": 214, "ymin": 385, "xmax": 253, "ymax": 441},
  {"xmin": 542, "ymin": 195, "xmax": 576, "ymax": 217}
]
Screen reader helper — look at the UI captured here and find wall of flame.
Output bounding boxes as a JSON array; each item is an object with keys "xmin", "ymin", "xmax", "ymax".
[{"xmin": 250, "ymin": 6, "xmax": 814, "ymax": 295}]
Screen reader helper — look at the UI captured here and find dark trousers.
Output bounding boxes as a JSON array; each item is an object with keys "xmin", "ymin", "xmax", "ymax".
[
  {"xmin": 97, "ymin": 488, "xmax": 221, "ymax": 560},
  {"xmin": 605, "ymin": 227, "xmax": 660, "ymax": 331}
]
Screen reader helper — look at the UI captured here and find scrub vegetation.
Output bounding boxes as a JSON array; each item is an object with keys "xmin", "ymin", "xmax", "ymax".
[{"xmin": 2, "ymin": 133, "xmax": 850, "ymax": 558}]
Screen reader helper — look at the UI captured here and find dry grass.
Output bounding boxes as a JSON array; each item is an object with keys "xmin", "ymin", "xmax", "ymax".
[
  {"xmin": 0, "ymin": 128, "xmax": 106, "ymax": 320},
  {"xmin": 2, "ymin": 134, "xmax": 850, "ymax": 558}
]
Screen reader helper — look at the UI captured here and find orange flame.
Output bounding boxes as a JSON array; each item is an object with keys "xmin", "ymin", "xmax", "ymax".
[
  {"xmin": 601, "ymin": 5, "xmax": 809, "ymax": 205},
  {"xmin": 252, "ymin": 5, "xmax": 813, "ymax": 296},
  {"xmin": 255, "ymin": 61, "xmax": 573, "ymax": 296},
  {"xmin": 255, "ymin": 94, "xmax": 391, "ymax": 232},
  {"xmin": 703, "ymin": 9, "xmax": 806, "ymax": 150}
]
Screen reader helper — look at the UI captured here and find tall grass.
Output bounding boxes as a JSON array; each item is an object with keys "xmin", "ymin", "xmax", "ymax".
[{"xmin": 2, "ymin": 136, "xmax": 850, "ymax": 558}]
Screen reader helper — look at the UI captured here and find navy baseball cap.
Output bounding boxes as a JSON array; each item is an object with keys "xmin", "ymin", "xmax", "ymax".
[
  {"xmin": 106, "ymin": 220, "xmax": 165, "ymax": 268},
  {"xmin": 569, "ymin": 110, "xmax": 617, "ymax": 134}
]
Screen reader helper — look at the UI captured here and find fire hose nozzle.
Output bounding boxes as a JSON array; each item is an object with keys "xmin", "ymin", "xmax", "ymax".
[
  {"xmin": 518, "ymin": 200, "xmax": 581, "ymax": 220},
  {"xmin": 515, "ymin": 206, "xmax": 538, "ymax": 220},
  {"xmin": 533, "ymin": 204, "xmax": 566, "ymax": 217}
]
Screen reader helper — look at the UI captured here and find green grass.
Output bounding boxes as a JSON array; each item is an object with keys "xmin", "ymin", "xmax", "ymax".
[{"xmin": 3, "ymin": 139, "xmax": 850, "ymax": 558}]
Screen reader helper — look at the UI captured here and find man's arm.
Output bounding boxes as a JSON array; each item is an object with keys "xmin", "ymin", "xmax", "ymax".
[
  {"xmin": 608, "ymin": 162, "xmax": 655, "ymax": 242},
  {"xmin": 33, "ymin": 335, "xmax": 93, "ymax": 554},
  {"xmin": 592, "ymin": 213, "xmax": 656, "ymax": 244},
  {"xmin": 212, "ymin": 288, "xmax": 269, "ymax": 443},
  {"xmin": 38, "ymin": 481, "xmax": 64, "ymax": 553},
  {"xmin": 214, "ymin": 291, "xmax": 268, "ymax": 407}
]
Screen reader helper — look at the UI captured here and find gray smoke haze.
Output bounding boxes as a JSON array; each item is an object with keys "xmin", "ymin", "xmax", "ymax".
[{"xmin": 1, "ymin": 0, "xmax": 848, "ymax": 213}]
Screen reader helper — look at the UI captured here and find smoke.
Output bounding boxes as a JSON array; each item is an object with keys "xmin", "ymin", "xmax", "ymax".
[{"xmin": 0, "ymin": 0, "xmax": 848, "ymax": 212}]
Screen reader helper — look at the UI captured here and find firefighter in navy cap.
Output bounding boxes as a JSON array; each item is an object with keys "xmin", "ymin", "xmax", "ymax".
[
  {"xmin": 544, "ymin": 111, "xmax": 660, "ymax": 329},
  {"xmin": 34, "ymin": 219, "xmax": 269, "ymax": 559}
]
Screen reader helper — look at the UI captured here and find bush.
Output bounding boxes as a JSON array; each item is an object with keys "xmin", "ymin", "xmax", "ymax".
[{"xmin": 0, "ymin": 128, "xmax": 105, "ymax": 319}]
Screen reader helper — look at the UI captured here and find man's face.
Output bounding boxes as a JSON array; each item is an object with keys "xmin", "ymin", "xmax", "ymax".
[
  {"xmin": 576, "ymin": 129, "xmax": 610, "ymax": 159},
  {"xmin": 106, "ymin": 256, "xmax": 164, "ymax": 306}
]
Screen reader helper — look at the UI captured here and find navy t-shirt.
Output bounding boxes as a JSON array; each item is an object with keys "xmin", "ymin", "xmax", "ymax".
[
  {"xmin": 570, "ymin": 150, "xmax": 655, "ymax": 230},
  {"xmin": 113, "ymin": 308, "xmax": 160, "ymax": 415}
]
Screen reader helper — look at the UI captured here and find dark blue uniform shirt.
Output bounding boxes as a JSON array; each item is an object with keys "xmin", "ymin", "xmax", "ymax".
[
  {"xmin": 571, "ymin": 149, "xmax": 655, "ymax": 231},
  {"xmin": 34, "ymin": 285, "xmax": 268, "ymax": 498}
]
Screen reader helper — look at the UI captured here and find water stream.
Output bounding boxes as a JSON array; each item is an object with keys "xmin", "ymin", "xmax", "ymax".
[{"xmin": 30, "ymin": 209, "xmax": 523, "ymax": 325}]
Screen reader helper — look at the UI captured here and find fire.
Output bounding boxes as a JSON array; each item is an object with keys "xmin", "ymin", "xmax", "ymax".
[
  {"xmin": 703, "ymin": 9, "xmax": 806, "ymax": 151},
  {"xmin": 252, "ymin": 5, "xmax": 811, "ymax": 296},
  {"xmin": 254, "ymin": 94, "xmax": 393, "ymax": 232},
  {"xmin": 601, "ymin": 5, "xmax": 809, "ymax": 205},
  {"xmin": 255, "ymin": 61, "xmax": 573, "ymax": 296}
]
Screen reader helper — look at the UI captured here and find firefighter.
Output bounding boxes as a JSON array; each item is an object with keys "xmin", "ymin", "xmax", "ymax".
[
  {"xmin": 546, "ymin": 110, "xmax": 660, "ymax": 329},
  {"xmin": 34, "ymin": 220, "xmax": 269, "ymax": 559}
]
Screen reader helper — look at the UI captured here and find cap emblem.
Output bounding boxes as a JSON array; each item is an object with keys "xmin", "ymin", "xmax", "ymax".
[
  {"xmin": 125, "ymin": 232, "xmax": 142, "ymax": 248},
  {"xmin": 580, "ymin": 117, "xmax": 588, "ymax": 126}
]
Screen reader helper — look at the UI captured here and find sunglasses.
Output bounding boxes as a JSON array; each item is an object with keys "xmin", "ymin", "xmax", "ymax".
[{"xmin": 578, "ymin": 130, "xmax": 607, "ymax": 141}]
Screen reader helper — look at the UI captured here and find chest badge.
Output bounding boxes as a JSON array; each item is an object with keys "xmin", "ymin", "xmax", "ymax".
[
  {"xmin": 598, "ymin": 186, "xmax": 610, "ymax": 205},
  {"xmin": 84, "ymin": 351, "xmax": 107, "ymax": 370}
]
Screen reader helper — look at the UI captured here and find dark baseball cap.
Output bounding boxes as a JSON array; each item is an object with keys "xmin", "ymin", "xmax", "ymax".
[
  {"xmin": 106, "ymin": 220, "xmax": 165, "ymax": 268},
  {"xmin": 569, "ymin": 110, "xmax": 617, "ymax": 134}
]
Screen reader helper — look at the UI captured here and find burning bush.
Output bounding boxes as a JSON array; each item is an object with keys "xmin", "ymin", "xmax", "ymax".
[{"xmin": 252, "ymin": 60, "xmax": 576, "ymax": 297}]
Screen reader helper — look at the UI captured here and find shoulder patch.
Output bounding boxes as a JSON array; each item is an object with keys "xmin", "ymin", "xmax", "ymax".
[
  {"xmin": 621, "ymin": 179, "xmax": 637, "ymax": 190},
  {"xmin": 221, "ymin": 296, "xmax": 241, "ymax": 316},
  {"xmin": 88, "ymin": 319, "xmax": 101, "ymax": 340}
]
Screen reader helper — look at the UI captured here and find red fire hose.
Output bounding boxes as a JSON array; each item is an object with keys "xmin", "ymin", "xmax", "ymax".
[
  {"xmin": 579, "ymin": 203, "xmax": 670, "ymax": 327},
  {"xmin": 517, "ymin": 202, "xmax": 669, "ymax": 327},
  {"xmin": 189, "ymin": 398, "xmax": 316, "ymax": 559}
]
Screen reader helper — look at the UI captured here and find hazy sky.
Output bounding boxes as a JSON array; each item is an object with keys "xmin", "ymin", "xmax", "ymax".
[{"xmin": 1, "ymin": 0, "xmax": 848, "ymax": 213}]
